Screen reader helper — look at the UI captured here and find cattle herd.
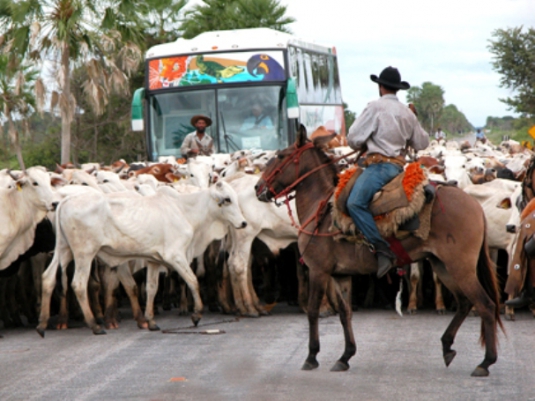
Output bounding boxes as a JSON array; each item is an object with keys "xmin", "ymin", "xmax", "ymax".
[{"xmin": 1, "ymin": 136, "xmax": 534, "ymax": 339}]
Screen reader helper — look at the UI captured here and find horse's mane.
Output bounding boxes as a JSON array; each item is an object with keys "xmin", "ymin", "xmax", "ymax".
[{"xmin": 313, "ymin": 146, "xmax": 341, "ymax": 188}]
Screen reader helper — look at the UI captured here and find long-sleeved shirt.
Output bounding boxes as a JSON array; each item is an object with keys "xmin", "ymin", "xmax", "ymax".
[
  {"xmin": 347, "ymin": 94, "xmax": 429, "ymax": 157},
  {"xmin": 180, "ymin": 131, "xmax": 215, "ymax": 157}
]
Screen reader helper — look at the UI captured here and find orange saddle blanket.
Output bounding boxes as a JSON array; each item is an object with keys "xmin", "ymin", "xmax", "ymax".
[{"xmin": 330, "ymin": 162, "xmax": 432, "ymax": 241}]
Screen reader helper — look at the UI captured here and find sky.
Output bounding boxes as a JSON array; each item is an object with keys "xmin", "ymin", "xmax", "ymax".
[{"xmin": 280, "ymin": 0, "xmax": 535, "ymax": 128}]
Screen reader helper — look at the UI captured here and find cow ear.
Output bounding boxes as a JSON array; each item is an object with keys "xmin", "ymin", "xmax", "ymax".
[
  {"xmin": 313, "ymin": 133, "xmax": 337, "ymax": 150},
  {"xmin": 497, "ymin": 198, "xmax": 512, "ymax": 209},
  {"xmin": 216, "ymin": 181, "xmax": 223, "ymax": 189},
  {"xmin": 296, "ymin": 124, "xmax": 308, "ymax": 147},
  {"xmin": 152, "ymin": 167, "xmax": 161, "ymax": 174}
]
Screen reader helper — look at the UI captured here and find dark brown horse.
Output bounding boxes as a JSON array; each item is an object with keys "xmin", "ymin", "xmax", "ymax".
[{"xmin": 255, "ymin": 126, "xmax": 504, "ymax": 377}]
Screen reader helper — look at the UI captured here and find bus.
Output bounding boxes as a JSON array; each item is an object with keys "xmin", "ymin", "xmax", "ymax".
[{"xmin": 131, "ymin": 27, "xmax": 345, "ymax": 160}]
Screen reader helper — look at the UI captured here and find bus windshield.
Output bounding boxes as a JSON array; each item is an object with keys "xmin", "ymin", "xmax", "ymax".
[{"xmin": 148, "ymin": 85, "xmax": 287, "ymax": 158}]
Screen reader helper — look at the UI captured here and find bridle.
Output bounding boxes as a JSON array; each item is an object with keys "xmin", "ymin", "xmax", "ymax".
[{"xmin": 258, "ymin": 142, "xmax": 358, "ymax": 237}]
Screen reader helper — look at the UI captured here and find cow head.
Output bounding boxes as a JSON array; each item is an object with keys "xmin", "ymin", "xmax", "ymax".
[
  {"xmin": 211, "ymin": 181, "xmax": 247, "ymax": 229},
  {"xmin": 16, "ymin": 166, "xmax": 58, "ymax": 212}
]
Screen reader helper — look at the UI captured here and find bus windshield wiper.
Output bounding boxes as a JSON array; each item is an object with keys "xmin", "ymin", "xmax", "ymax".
[{"xmin": 220, "ymin": 111, "xmax": 240, "ymax": 152}]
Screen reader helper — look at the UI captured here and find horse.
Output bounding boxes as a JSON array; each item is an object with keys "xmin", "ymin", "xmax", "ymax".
[{"xmin": 255, "ymin": 126, "xmax": 504, "ymax": 377}]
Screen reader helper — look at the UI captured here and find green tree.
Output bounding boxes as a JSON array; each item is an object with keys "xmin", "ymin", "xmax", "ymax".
[
  {"xmin": 0, "ymin": 53, "xmax": 38, "ymax": 170},
  {"xmin": 0, "ymin": 0, "xmax": 145, "ymax": 164},
  {"xmin": 406, "ymin": 82, "xmax": 445, "ymax": 133},
  {"xmin": 343, "ymin": 102, "xmax": 356, "ymax": 129},
  {"xmin": 180, "ymin": 0, "xmax": 295, "ymax": 39},
  {"xmin": 488, "ymin": 26, "xmax": 535, "ymax": 118},
  {"xmin": 438, "ymin": 104, "xmax": 472, "ymax": 135},
  {"xmin": 70, "ymin": 66, "xmax": 146, "ymax": 164},
  {"xmin": 142, "ymin": 0, "xmax": 188, "ymax": 45}
]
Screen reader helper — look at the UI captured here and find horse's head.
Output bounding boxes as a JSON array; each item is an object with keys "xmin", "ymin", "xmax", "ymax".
[{"xmin": 255, "ymin": 125, "xmax": 336, "ymax": 202}]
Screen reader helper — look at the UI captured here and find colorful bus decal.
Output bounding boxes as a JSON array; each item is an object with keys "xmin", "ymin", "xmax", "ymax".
[{"xmin": 148, "ymin": 51, "xmax": 286, "ymax": 90}]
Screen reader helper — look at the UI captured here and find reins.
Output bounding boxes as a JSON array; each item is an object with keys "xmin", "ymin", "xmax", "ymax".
[{"xmin": 260, "ymin": 143, "xmax": 358, "ymax": 237}]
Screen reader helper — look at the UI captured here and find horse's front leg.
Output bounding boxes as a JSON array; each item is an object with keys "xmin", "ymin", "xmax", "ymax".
[
  {"xmin": 331, "ymin": 276, "xmax": 356, "ymax": 371},
  {"xmin": 302, "ymin": 271, "xmax": 328, "ymax": 370}
]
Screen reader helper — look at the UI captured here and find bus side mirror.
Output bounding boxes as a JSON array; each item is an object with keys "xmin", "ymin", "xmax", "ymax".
[
  {"xmin": 131, "ymin": 87, "xmax": 145, "ymax": 131},
  {"xmin": 286, "ymin": 78, "xmax": 299, "ymax": 119}
]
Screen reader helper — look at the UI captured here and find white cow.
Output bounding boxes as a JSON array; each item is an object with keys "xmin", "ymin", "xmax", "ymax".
[
  {"xmin": 37, "ymin": 181, "xmax": 247, "ymax": 336},
  {"xmin": 466, "ymin": 180, "xmax": 522, "ymax": 317},
  {"xmin": 0, "ymin": 167, "xmax": 57, "ymax": 271},
  {"xmin": 224, "ymin": 173, "xmax": 298, "ymax": 316}
]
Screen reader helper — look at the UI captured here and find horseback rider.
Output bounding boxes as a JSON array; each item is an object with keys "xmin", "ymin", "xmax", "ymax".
[{"xmin": 347, "ymin": 66, "xmax": 430, "ymax": 278}]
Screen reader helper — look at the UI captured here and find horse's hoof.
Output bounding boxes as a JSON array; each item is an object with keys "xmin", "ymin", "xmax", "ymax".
[
  {"xmin": 471, "ymin": 366, "xmax": 489, "ymax": 377},
  {"xmin": 36, "ymin": 327, "xmax": 45, "ymax": 338},
  {"xmin": 469, "ymin": 310, "xmax": 479, "ymax": 317},
  {"xmin": 436, "ymin": 308, "xmax": 446, "ymax": 315},
  {"xmin": 149, "ymin": 324, "xmax": 160, "ymax": 331},
  {"xmin": 96, "ymin": 317, "xmax": 105, "ymax": 325},
  {"xmin": 301, "ymin": 360, "xmax": 319, "ymax": 371},
  {"xmin": 191, "ymin": 314, "xmax": 201, "ymax": 327},
  {"xmin": 56, "ymin": 323, "xmax": 68, "ymax": 330},
  {"xmin": 444, "ymin": 350, "xmax": 456, "ymax": 367},
  {"xmin": 330, "ymin": 360, "xmax": 349, "ymax": 372},
  {"xmin": 505, "ymin": 313, "xmax": 515, "ymax": 322},
  {"xmin": 92, "ymin": 326, "xmax": 106, "ymax": 335},
  {"xmin": 407, "ymin": 308, "xmax": 417, "ymax": 315}
]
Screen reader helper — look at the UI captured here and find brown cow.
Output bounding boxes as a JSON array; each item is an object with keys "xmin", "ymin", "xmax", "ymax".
[{"xmin": 129, "ymin": 163, "xmax": 183, "ymax": 183}]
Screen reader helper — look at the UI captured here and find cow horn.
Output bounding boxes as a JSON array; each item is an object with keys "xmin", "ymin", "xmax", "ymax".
[{"xmin": 7, "ymin": 169, "xmax": 22, "ymax": 181}]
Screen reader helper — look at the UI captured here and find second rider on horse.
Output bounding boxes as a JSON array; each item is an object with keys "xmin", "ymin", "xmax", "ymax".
[{"xmin": 347, "ymin": 66, "xmax": 430, "ymax": 278}]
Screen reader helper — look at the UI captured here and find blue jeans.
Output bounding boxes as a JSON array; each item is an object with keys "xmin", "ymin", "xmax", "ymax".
[{"xmin": 347, "ymin": 163, "xmax": 403, "ymax": 247}]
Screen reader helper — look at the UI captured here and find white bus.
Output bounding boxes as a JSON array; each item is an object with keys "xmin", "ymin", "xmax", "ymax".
[{"xmin": 132, "ymin": 27, "xmax": 345, "ymax": 160}]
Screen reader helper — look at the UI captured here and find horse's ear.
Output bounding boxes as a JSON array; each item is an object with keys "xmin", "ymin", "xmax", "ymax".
[{"xmin": 296, "ymin": 124, "xmax": 308, "ymax": 147}]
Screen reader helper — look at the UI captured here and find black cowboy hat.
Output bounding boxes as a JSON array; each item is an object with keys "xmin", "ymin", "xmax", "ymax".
[
  {"xmin": 370, "ymin": 66, "xmax": 410, "ymax": 90},
  {"xmin": 191, "ymin": 114, "xmax": 212, "ymax": 127}
]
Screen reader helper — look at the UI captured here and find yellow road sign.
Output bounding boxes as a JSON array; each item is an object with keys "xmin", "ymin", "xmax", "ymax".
[{"xmin": 529, "ymin": 125, "xmax": 535, "ymax": 139}]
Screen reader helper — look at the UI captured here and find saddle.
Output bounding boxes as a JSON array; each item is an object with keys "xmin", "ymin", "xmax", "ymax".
[{"xmin": 331, "ymin": 162, "xmax": 435, "ymax": 242}]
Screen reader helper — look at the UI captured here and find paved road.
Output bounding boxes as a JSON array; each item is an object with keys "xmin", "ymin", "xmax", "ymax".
[{"xmin": 1, "ymin": 305, "xmax": 535, "ymax": 401}]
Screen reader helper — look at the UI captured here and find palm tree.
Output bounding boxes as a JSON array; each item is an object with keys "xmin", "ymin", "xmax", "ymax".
[
  {"xmin": 233, "ymin": 0, "xmax": 295, "ymax": 33},
  {"xmin": 143, "ymin": 0, "xmax": 189, "ymax": 44},
  {"xmin": 0, "ymin": 0, "xmax": 145, "ymax": 164},
  {"xmin": 180, "ymin": 0, "xmax": 295, "ymax": 39},
  {"xmin": 0, "ymin": 54, "xmax": 38, "ymax": 170}
]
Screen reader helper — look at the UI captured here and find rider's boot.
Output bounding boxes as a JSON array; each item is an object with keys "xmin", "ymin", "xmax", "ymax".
[
  {"xmin": 505, "ymin": 289, "xmax": 535, "ymax": 309},
  {"xmin": 506, "ymin": 261, "xmax": 535, "ymax": 308},
  {"xmin": 375, "ymin": 243, "xmax": 396, "ymax": 278}
]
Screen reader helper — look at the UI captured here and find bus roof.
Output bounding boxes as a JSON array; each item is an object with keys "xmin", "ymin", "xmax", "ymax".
[{"xmin": 146, "ymin": 28, "xmax": 336, "ymax": 59}]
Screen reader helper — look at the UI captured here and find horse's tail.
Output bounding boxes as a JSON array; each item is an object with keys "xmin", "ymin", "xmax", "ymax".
[{"xmin": 477, "ymin": 234, "xmax": 505, "ymax": 346}]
